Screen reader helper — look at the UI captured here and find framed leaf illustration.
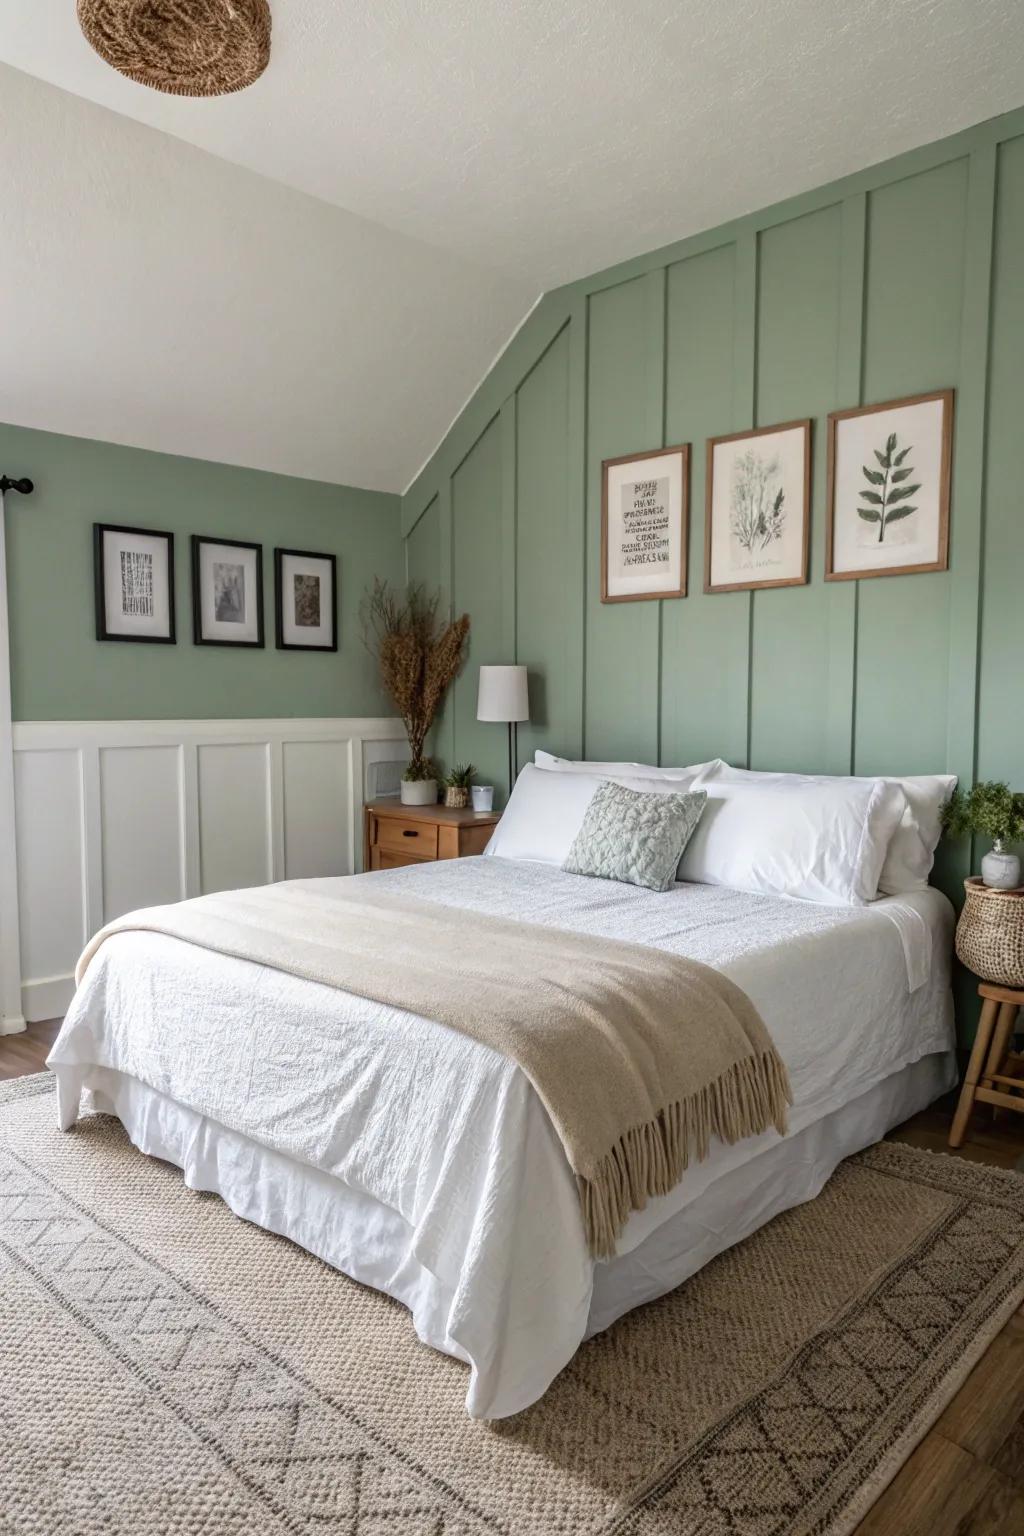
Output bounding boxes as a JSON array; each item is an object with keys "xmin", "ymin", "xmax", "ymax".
[{"xmin": 826, "ymin": 389, "xmax": 953, "ymax": 580}]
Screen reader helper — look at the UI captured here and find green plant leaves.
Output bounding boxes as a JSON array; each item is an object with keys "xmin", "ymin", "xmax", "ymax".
[{"xmin": 858, "ymin": 431, "xmax": 919, "ymax": 543}]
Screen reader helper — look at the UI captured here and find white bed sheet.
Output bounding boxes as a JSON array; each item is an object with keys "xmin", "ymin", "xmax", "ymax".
[{"xmin": 49, "ymin": 857, "xmax": 956, "ymax": 1418}]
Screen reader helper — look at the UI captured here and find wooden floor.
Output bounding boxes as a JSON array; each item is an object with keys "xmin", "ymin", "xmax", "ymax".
[{"xmin": 3, "ymin": 1025, "xmax": 1023, "ymax": 1535}]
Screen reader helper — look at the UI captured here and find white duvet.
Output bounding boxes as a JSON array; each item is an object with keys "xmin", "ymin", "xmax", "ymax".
[{"xmin": 50, "ymin": 857, "xmax": 955, "ymax": 1417}]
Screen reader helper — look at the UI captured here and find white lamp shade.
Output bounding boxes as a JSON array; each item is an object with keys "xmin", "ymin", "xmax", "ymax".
[{"xmin": 476, "ymin": 664, "xmax": 529, "ymax": 723}]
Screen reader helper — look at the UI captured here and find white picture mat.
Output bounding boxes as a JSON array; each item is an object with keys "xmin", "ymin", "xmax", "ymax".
[
  {"xmin": 280, "ymin": 553, "xmax": 334, "ymax": 647},
  {"xmin": 831, "ymin": 397, "xmax": 946, "ymax": 573},
  {"xmin": 605, "ymin": 452, "xmax": 685, "ymax": 596},
  {"xmin": 709, "ymin": 425, "xmax": 807, "ymax": 587},
  {"xmin": 101, "ymin": 530, "xmax": 171, "ymax": 638},
  {"xmin": 198, "ymin": 542, "xmax": 260, "ymax": 643}
]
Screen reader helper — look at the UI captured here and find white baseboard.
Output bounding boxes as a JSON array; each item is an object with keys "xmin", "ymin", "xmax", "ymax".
[
  {"xmin": 9, "ymin": 715, "xmax": 407, "ymax": 1023},
  {"xmin": 22, "ymin": 974, "xmax": 74, "ymax": 1025}
]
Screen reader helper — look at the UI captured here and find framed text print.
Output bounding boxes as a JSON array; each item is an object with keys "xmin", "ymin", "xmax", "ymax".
[
  {"xmin": 191, "ymin": 536, "xmax": 264, "ymax": 647},
  {"xmin": 826, "ymin": 389, "xmax": 953, "ymax": 581},
  {"xmin": 93, "ymin": 522, "xmax": 175, "ymax": 643},
  {"xmin": 274, "ymin": 547, "xmax": 337, "ymax": 651},
  {"xmin": 600, "ymin": 444, "xmax": 689, "ymax": 603},
  {"xmin": 705, "ymin": 419, "xmax": 811, "ymax": 594}
]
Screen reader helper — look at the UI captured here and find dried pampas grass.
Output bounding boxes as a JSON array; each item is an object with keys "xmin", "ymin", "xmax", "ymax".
[{"xmin": 362, "ymin": 580, "xmax": 469, "ymax": 776}]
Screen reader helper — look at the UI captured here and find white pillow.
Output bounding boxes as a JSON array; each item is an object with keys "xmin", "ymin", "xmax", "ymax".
[
  {"xmin": 677, "ymin": 775, "xmax": 907, "ymax": 906},
  {"xmin": 485, "ymin": 764, "xmax": 706, "ymax": 867},
  {"xmin": 535, "ymin": 749, "xmax": 722, "ymax": 782},
  {"xmin": 702, "ymin": 763, "xmax": 955, "ymax": 894}
]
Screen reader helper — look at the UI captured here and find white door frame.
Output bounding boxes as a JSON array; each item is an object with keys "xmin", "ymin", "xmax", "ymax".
[{"xmin": 0, "ymin": 489, "xmax": 26, "ymax": 1034}]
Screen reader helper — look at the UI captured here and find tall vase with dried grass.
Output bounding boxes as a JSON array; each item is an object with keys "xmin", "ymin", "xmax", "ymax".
[{"xmin": 361, "ymin": 580, "xmax": 470, "ymax": 806}]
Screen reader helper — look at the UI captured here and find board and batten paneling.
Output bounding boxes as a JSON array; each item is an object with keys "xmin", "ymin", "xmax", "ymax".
[
  {"xmin": 402, "ymin": 107, "xmax": 1024, "ymax": 1038},
  {"xmin": 9, "ymin": 716, "xmax": 406, "ymax": 1024}
]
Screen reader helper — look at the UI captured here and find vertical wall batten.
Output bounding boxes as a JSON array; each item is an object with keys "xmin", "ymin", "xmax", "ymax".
[
  {"xmin": 643, "ymin": 267, "xmax": 668, "ymax": 764},
  {"xmin": 828, "ymin": 193, "xmax": 868, "ymax": 774},
  {"xmin": 733, "ymin": 232, "xmax": 758, "ymax": 767},
  {"xmin": 945, "ymin": 143, "xmax": 997, "ymax": 902},
  {"xmin": 566, "ymin": 298, "xmax": 588, "ymax": 759},
  {"xmin": 500, "ymin": 395, "xmax": 518, "ymax": 672}
]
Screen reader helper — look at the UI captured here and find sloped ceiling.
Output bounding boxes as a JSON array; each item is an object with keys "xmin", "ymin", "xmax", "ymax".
[{"xmin": 2, "ymin": 1, "xmax": 1023, "ymax": 491}]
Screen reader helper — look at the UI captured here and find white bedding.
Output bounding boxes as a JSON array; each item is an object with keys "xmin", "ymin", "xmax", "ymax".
[{"xmin": 49, "ymin": 856, "xmax": 956, "ymax": 1418}]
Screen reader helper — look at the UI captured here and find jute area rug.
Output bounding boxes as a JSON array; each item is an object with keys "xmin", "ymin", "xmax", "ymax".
[{"xmin": 4, "ymin": 1075, "xmax": 1024, "ymax": 1536}]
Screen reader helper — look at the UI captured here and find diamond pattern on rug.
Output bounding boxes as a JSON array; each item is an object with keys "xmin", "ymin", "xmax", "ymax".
[
  {"xmin": 609, "ymin": 1187, "xmax": 1024, "ymax": 1535},
  {"xmin": 0, "ymin": 1148, "xmax": 495, "ymax": 1536}
]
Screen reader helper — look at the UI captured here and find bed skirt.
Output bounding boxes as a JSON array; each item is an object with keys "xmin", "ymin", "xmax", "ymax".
[{"xmin": 50, "ymin": 1050, "xmax": 956, "ymax": 1417}]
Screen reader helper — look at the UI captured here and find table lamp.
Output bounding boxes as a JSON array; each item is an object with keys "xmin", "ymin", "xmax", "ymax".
[{"xmin": 476, "ymin": 665, "xmax": 529, "ymax": 801}]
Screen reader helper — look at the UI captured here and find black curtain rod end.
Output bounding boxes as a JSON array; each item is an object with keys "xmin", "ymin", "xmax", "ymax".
[{"xmin": 0, "ymin": 476, "xmax": 33, "ymax": 495}]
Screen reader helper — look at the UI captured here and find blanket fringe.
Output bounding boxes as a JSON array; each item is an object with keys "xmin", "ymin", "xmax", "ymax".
[{"xmin": 576, "ymin": 1050, "xmax": 792, "ymax": 1260}]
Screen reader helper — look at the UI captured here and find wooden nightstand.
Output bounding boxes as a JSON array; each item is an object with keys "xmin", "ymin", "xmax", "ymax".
[{"xmin": 362, "ymin": 798, "xmax": 501, "ymax": 872}]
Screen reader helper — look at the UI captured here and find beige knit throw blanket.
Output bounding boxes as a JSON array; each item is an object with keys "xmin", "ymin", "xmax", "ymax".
[{"xmin": 76, "ymin": 882, "xmax": 792, "ymax": 1259}]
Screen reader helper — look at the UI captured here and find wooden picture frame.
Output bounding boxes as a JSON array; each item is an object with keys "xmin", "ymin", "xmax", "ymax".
[
  {"xmin": 704, "ymin": 419, "xmax": 811, "ymax": 594},
  {"xmin": 93, "ymin": 522, "xmax": 175, "ymax": 644},
  {"xmin": 825, "ymin": 389, "xmax": 953, "ymax": 581},
  {"xmin": 274, "ymin": 547, "xmax": 338, "ymax": 651},
  {"xmin": 600, "ymin": 443, "xmax": 689, "ymax": 603},
  {"xmin": 191, "ymin": 535, "xmax": 264, "ymax": 648}
]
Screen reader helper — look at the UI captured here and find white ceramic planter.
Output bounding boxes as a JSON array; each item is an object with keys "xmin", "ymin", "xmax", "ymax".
[
  {"xmin": 981, "ymin": 842, "xmax": 1022, "ymax": 891},
  {"xmin": 400, "ymin": 777, "xmax": 438, "ymax": 807}
]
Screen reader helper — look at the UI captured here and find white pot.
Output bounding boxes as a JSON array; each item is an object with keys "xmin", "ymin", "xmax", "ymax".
[
  {"xmin": 400, "ymin": 777, "xmax": 437, "ymax": 806},
  {"xmin": 981, "ymin": 842, "xmax": 1021, "ymax": 891}
]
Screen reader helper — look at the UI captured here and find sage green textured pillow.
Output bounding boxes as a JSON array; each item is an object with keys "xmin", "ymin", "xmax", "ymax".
[{"xmin": 563, "ymin": 782, "xmax": 707, "ymax": 892}]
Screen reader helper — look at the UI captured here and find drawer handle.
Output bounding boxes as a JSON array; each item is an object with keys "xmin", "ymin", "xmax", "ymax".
[{"xmin": 402, "ymin": 829, "xmax": 418, "ymax": 838}]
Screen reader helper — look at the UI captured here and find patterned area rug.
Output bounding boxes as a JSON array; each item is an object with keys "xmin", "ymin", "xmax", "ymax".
[{"xmin": 4, "ymin": 1074, "xmax": 1024, "ymax": 1536}]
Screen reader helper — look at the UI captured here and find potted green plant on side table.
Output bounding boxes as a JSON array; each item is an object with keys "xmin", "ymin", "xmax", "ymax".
[
  {"xmin": 941, "ymin": 780, "xmax": 1024, "ymax": 891},
  {"xmin": 443, "ymin": 764, "xmax": 474, "ymax": 810}
]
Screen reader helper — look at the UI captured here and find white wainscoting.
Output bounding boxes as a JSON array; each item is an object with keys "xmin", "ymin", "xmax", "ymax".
[{"xmin": 9, "ymin": 716, "xmax": 407, "ymax": 1025}]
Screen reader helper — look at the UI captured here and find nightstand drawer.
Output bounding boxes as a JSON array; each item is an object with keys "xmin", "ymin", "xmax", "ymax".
[{"xmin": 376, "ymin": 818, "xmax": 439, "ymax": 860}]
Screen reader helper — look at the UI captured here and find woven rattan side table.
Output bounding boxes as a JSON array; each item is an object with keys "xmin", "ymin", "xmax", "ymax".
[{"xmin": 949, "ymin": 980, "xmax": 1024, "ymax": 1148}]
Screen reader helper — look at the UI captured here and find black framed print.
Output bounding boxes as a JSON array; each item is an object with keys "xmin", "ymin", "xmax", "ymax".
[
  {"xmin": 191, "ymin": 536, "xmax": 264, "ymax": 647},
  {"xmin": 274, "ymin": 548, "xmax": 337, "ymax": 651},
  {"xmin": 93, "ymin": 523, "xmax": 175, "ymax": 643}
]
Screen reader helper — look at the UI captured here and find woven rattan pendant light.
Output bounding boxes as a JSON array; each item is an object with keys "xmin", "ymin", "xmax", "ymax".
[{"xmin": 77, "ymin": 0, "xmax": 271, "ymax": 98}]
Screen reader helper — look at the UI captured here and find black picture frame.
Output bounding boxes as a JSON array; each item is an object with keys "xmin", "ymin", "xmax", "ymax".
[
  {"xmin": 274, "ymin": 547, "xmax": 338, "ymax": 652},
  {"xmin": 93, "ymin": 522, "xmax": 176, "ymax": 644},
  {"xmin": 191, "ymin": 535, "xmax": 265, "ymax": 648}
]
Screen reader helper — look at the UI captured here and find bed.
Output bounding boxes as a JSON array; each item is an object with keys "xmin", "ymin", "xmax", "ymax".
[{"xmin": 48, "ymin": 852, "xmax": 956, "ymax": 1420}]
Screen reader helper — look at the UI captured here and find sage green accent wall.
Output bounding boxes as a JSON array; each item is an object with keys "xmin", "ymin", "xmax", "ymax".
[
  {"xmin": 1, "ymin": 422, "xmax": 402, "ymax": 720},
  {"xmin": 402, "ymin": 107, "xmax": 1023, "ymax": 936}
]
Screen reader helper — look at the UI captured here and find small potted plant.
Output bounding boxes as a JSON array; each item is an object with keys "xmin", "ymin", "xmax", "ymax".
[
  {"xmin": 443, "ymin": 763, "xmax": 474, "ymax": 810},
  {"xmin": 941, "ymin": 781, "xmax": 1024, "ymax": 890},
  {"xmin": 361, "ymin": 580, "xmax": 470, "ymax": 806}
]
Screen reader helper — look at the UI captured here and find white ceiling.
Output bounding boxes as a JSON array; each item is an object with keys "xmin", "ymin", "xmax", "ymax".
[{"xmin": 1, "ymin": 1, "xmax": 1023, "ymax": 490}]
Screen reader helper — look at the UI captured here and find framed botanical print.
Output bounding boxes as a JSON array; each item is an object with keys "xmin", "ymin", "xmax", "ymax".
[
  {"xmin": 274, "ymin": 548, "xmax": 337, "ymax": 651},
  {"xmin": 705, "ymin": 419, "xmax": 811, "ymax": 594},
  {"xmin": 191, "ymin": 536, "xmax": 264, "ymax": 647},
  {"xmin": 826, "ymin": 389, "xmax": 953, "ymax": 581},
  {"xmin": 600, "ymin": 444, "xmax": 689, "ymax": 602},
  {"xmin": 94, "ymin": 523, "xmax": 175, "ymax": 643}
]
